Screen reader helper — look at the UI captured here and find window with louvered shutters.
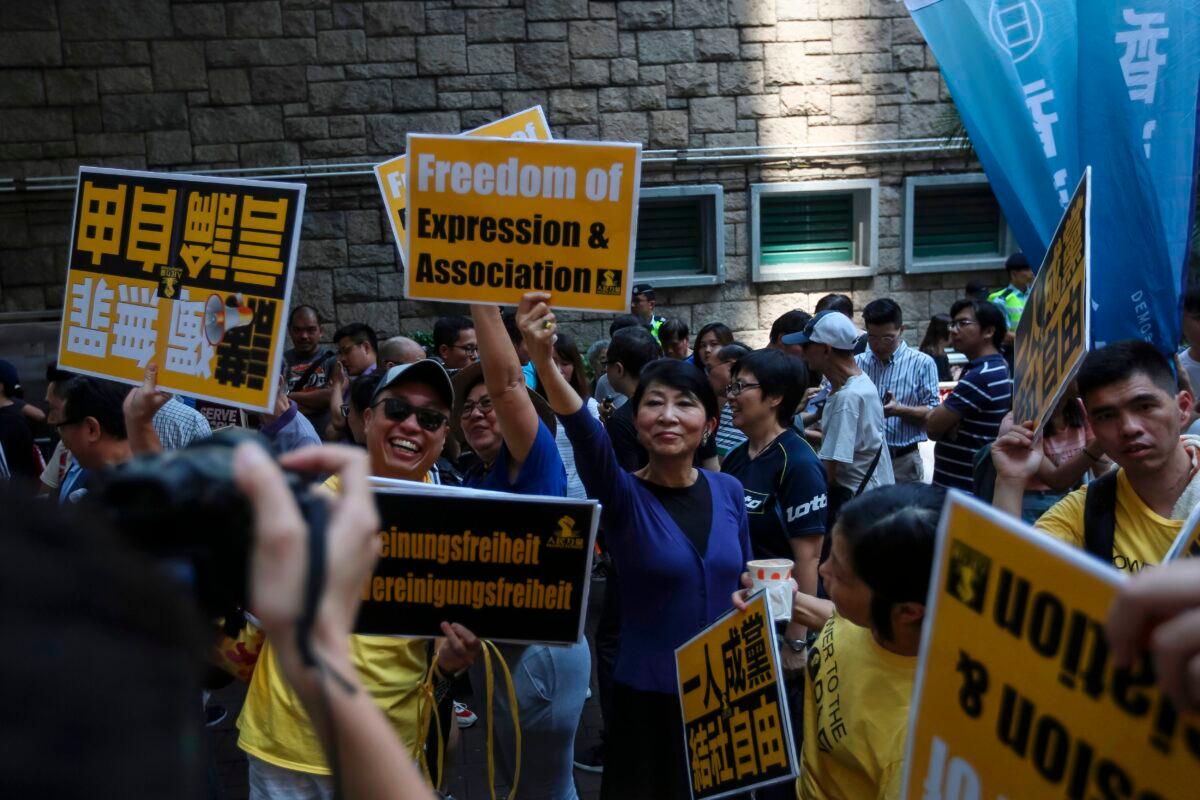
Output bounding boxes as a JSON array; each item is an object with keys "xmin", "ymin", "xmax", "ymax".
[
  {"xmin": 758, "ymin": 193, "xmax": 855, "ymax": 266},
  {"xmin": 634, "ymin": 199, "xmax": 705, "ymax": 276},
  {"xmin": 913, "ymin": 185, "xmax": 1003, "ymax": 259}
]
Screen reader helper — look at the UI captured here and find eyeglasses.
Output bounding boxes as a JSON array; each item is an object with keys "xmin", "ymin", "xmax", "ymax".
[
  {"xmin": 725, "ymin": 381, "xmax": 762, "ymax": 397},
  {"xmin": 867, "ymin": 334, "xmax": 899, "ymax": 344},
  {"xmin": 452, "ymin": 344, "xmax": 480, "ymax": 356},
  {"xmin": 948, "ymin": 319, "xmax": 978, "ymax": 330},
  {"xmin": 460, "ymin": 395, "xmax": 495, "ymax": 418},
  {"xmin": 372, "ymin": 398, "xmax": 448, "ymax": 432}
]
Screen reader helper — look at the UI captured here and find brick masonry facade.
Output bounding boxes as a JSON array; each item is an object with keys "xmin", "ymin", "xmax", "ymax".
[{"xmin": 0, "ymin": 0, "xmax": 1008, "ymax": 349}]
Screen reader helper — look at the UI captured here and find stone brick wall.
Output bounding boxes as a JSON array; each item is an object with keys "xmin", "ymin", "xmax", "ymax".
[{"xmin": 0, "ymin": 0, "xmax": 1004, "ymax": 349}]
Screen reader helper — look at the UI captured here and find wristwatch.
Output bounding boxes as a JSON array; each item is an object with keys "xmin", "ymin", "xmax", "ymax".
[{"xmin": 786, "ymin": 638, "xmax": 806, "ymax": 653}]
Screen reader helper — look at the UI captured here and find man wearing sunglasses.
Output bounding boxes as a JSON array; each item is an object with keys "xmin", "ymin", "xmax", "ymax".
[{"xmin": 237, "ymin": 357, "xmax": 483, "ymax": 795}]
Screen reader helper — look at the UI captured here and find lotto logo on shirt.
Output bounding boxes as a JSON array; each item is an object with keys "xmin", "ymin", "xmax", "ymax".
[
  {"xmin": 786, "ymin": 493, "xmax": 827, "ymax": 523},
  {"xmin": 744, "ymin": 490, "xmax": 769, "ymax": 513}
]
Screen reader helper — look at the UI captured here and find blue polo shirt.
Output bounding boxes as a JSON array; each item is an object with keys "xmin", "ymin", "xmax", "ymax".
[{"xmin": 464, "ymin": 419, "xmax": 567, "ymax": 497}]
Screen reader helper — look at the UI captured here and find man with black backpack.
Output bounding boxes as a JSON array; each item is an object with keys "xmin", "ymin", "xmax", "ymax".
[{"xmin": 991, "ymin": 341, "xmax": 1200, "ymax": 573}]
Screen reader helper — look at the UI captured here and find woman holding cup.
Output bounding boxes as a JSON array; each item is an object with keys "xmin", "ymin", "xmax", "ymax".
[{"xmin": 517, "ymin": 292, "xmax": 751, "ymax": 800}]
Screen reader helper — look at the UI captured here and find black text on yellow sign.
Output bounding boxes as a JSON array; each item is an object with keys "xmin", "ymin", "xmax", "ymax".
[
  {"xmin": 354, "ymin": 485, "xmax": 600, "ymax": 645},
  {"xmin": 676, "ymin": 591, "xmax": 798, "ymax": 800},
  {"xmin": 1013, "ymin": 167, "xmax": 1091, "ymax": 436},
  {"xmin": 60, "ymin": 167, "xmax": 304, "ymax": 413},
  {"xmin": 901, "ymin": 493, "xmax": 1200, "ymax": 800},
  {"xmin": 403, "ymin": 134, "xmax": 641, "ymax": 313}
]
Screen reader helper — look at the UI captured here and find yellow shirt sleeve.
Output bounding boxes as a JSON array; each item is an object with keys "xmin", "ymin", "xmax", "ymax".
[{"xmin": 1033, "ymin": 484, "xmax": 1088, "ymax": 549}]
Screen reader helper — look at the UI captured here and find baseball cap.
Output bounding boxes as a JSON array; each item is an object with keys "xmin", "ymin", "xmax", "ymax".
[
  {"xmin": 1005, "ymin": 252, "xmax": 1030, "ymax": 271},
  {"xmin": 371, "ymin": 359, "xmax": 454, "ymax": 410},
  {"xmin": 780, "ymin": 310, "xmax": 861, "ymax": 350},
  {"xmin": 0, "ymin": 359, "xmax": 19, "ymax": 394},
  {"xmin": 632, "ymin": 282, "xmax": 655, "ymax": 297}
]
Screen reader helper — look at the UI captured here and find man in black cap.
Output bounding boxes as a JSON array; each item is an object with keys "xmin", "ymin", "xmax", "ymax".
[
  {"xmin": 630, "ymin": 283, "xmax": 667, "ymax": 341},
  {"xmin": 0, "ymin": 359, "xmax": 37, "ymax": 482}
]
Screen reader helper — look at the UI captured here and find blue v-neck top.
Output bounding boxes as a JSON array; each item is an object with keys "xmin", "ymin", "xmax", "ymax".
[{"xmin": 560, "ymin": 406, "xmax": 752, "ymax": 694}]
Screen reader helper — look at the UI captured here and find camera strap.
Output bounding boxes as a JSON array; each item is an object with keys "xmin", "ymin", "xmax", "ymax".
[{"xmin": 295, "ymin": 492, "xmax": 330, "ymax": 669}]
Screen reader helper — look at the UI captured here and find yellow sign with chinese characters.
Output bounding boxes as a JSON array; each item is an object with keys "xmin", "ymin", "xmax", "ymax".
[
  {"xmin": 404, "ymin": 134, "xmax": 641, "ymax": 312},
  {"xmin": 900, "ymin": 493, "xmax": 1200, "ymax": 800},
  {"xmin": 1013, "ymin": 167, "xmax": 1091, "ymax": 436},
  {"xmin": 374, "ymin": 106, "xmax": 551, "ymax": 265},
  {"xmin": 676, "ymin": 591, "xmax": 798, "ymax": 800},
  {"xmin": 59, "ymin": 167, "xmax": 304, "ymax": 412}
]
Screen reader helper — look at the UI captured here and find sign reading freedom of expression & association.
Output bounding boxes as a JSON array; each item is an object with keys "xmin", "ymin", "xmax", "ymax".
[
  {"xmin": 1012, "ymin": 167, "xmax": 1091, "ymax": 437},
  {"xmin": 373, "ymin": 106, "xmax": 552, "ymax": 265},
  {"xmin": 59, "ymin": 167, "xmax": 304, "ymax": 413},
  {"xmin": 900, "ymin": 492, "xmax": 1200, "ymax": 800},
  {"xmin": 404, "ymin": 133, "xmax": 641, "ymax": 312},
  {"xmin": 676, "ymin": 590, "xmax": 798, "ymax": 800},
  {"xmin": 354, "ymin": 479, "xmax": 600, "ymax": 645}
]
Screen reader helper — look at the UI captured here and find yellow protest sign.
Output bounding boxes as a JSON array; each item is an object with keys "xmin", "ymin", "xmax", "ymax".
[
  {"xmin": 901, "ymin": 492, "xmax": 1200, "ymax": 800},
  {"xmin": 59, "ymin": 167, "xmax": 304, "ymax": 412},
  {"xmin": 676, "ymin": 590, "xmax": 798, "ymax": 799},
  {"xmin": 1013, "ymin": 167, "xmax": 1091, "ymax": 435},
  {"xmin": 374, "ymin": 106, "xmax": 551, "ymax": 265},
  {"xmin": 404, "ymin": 134, "xmax": 641, "ymax": 312}
]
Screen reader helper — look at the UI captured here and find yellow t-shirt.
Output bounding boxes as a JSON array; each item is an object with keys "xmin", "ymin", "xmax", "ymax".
[
  {"xmin": 800, "ymin": 614, "xmax": 915, "ymax": 800},
  {"xmin": 1035, "ymin": 469, "xmax": 1182, "ymax": 573},
  {"xmin": 236, "ymin": 473, "xmax": 431, "ymax": 774}
]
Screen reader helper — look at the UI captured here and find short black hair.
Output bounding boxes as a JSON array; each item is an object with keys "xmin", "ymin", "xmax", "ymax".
[
  {"xmin": 287, "ymin": 304, "xmax": 320, "ymax": 326},
  {"xmin": 964, "ymin": 280, "xmax": 988, "ymax": 301},
  {"xmin": 1005, "ymin": 252, "xmax": 1031, "ymax": 272},
  {"xmin": 432, "ymin": 316, "xmax": 473, "ymax": 351},
  {"xmin": 769, "ymin": 310, "xmax": 812, "ymax": 344},
  {"xmin": 61, "ymin": 376, "xmax": 131, "ymax": 439},
  {"xmin": 333, "ymin": 322, "xmax": 377, "ymax": 353},
  {"xmin": 716, "ymin": 343, "xmax": 751, "ymax": 363},
  {"xmin": 838, "ymin": 483, "xmax": 946, "ymax": 641},
  {"xmin": 732, "ymin": 349, "xmax": 809, "ymax": 425},
  {"xmin": 631, "ymin": 358, "xmax": 719, "ymax": 421},
  {"xmin": 349, "ymin": 371, "xmax": 385, "ymax": 414},
  {"xmin": 816, "ymin": 293, "xmax": 854, "ymax": 317},
  {"xmin": 659, "ymin": 317, "xmax": 689, "ymax": 345},
  {"xmin": 693, "ymin": 322, "xmax": 734, "ymax": 355},
  {"xmin": 949, "ymin": 298, "xmax": 1007, "ymax": 350},
  {"xmin": 45, "ymin": 361, "xmax": 75, "ymax": 386},
  {"xmin": 862, "ymin": 298, "xmax": 902, "ymax": 328},
  {"xmin": 1184, "ymin": 285, "xmax": 1200, "ymax": 316},
  {"xmin": 1076, "ymin": 340, "xmax": 1178, "ymax": 403},
  {"xmin": 609, "ymin": 314, "xmax": 644, "ymax": 337},
  {"xmin": 606, "ymin": 326, "xmax": 661, "ymax": 380}
]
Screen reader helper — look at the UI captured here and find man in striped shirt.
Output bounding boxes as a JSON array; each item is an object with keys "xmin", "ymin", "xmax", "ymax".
[
  {"xmin": 928, "ymin": 299, "xmax": 1012, "ymax": 491},
  {"xmin": 856, "ymin": 299, "xmax": 940, "ymax": 483}
]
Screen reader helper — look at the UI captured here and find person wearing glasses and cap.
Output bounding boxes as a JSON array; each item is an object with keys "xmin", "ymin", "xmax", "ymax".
[
  {"xmin": 236, "ymin": 357, "xmax": 483, "ymax": 797},
  {"xmin": 630, "ymin": 283, "xmax": 667, "ymax": 342}
]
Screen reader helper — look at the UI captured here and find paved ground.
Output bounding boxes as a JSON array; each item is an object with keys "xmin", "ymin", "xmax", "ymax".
[{"xmin": 210, "ymin": 576, "xmax": 609, "ymax": 800}]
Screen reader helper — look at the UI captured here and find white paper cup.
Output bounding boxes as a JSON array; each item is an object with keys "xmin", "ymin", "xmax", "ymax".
[{"xmin": 748, "ymin": 558, "xmax": 794, "ymax": 622}]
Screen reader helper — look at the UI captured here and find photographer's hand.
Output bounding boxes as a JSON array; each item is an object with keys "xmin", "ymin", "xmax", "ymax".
[{"xmin": 234, "ymin": 443, "xmax": 436, "ymax": 800}]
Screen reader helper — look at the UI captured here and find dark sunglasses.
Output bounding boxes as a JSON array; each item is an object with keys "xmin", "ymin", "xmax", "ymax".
[{"xmin": 372, "ymin": 398, "xmax": 448, "ymax": 432}]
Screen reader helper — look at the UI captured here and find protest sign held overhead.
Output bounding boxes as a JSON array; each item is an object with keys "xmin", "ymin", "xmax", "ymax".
[
  {"xmin": 676, "ymin": 590, "xmax": 797, "ymax": 800},
  {"xmin": 59, "ymin": 167, "xmax": 304, "ymax": 413},
  {"xmin": 404, "ymin": 133, "xmax": 641, "ymax": 313},
  {"xmin": 354, "ymin": 479, "xmax": 600, "ymax": 645},
  {"xmin": 900, "ymin": 492, "xmax": 1200, "ymax": 800},
  {"xmin": 1012, "ymin": 167, "xmax": 1090, "ymax": 437},
  {"xmin": 374, "ymin": 107, "xmax": 552, "ymax": 266}
]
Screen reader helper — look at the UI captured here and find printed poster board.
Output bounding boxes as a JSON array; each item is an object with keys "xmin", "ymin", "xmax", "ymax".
[
  {"xmin": 901, "ymin": 491, "xmax": 1200, "ymax": 799},
  {"xmin": 676, "ymin": 590, "xmax": 798, "ymax": 800},
  {"xmin": 374, "ymin": 106, "xmax": 552, "ymax": 265},
  {"xmin": 1164, "ymin": 501, "xmax": 1200, "ymax": 561},
  {"xmin": 354, "ymin": 478, "xmax": 599, "ymax": 645},
  {"xmin": 1012, "ymin": 167, "xmax": 1091, "ymax": 437},
  {"xmin": 404, "ymin": 133, "xmax": 641, "ymax": 312},
  {"xmin": 59, "ymin": 167, "xmax": 304, "ymax": 413},
  {"xmin": 193, "ymin": 398, "xmax": 248, "ymax": 430}
]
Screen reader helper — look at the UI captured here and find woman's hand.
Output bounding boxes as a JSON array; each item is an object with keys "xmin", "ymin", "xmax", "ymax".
[
  {"xmin": 516, "ymin": 291, "xmax": 557, "ymax": 367},
  {"xmin": 236, "ymin": 443, "xmax": 380, "ymax": 660}
]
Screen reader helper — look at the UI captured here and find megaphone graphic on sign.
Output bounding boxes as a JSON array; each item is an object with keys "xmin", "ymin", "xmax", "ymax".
[{"xmin": 204, "ymin": 294, "xmax": 253, "ymax": 345}]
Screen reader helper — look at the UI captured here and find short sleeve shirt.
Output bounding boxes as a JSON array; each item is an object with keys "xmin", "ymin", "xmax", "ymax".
[
  {"xmin": 819, "ymin": 373, "xmax": 894, "ymax": 492},
  {"xmin": 723, "ymin": 429, "xmax": 828, "ymax": 560},
  {"xmin": 465, "ymin": 419, "xmax": 567, "ymax": 497},
  {"xmin": 932, "ymin": 354, "xmax": 1012, "ymax": 491}
]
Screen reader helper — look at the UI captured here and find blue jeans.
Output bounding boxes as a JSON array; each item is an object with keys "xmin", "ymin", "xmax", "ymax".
[{"xmin": 476, "ymin": 640, "xmax": 592, "ymax": 800}]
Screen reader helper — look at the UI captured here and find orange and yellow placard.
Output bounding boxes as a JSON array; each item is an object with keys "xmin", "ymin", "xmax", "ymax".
[
  {"xmin": 374, "ymin": 106, "xmax": 551, "ymax": 265},
  {"xmin": 403, "ymin": 133, "xmax": 641, "ymax": 312},
  {"xmin": 59, "ymin": 167, "xmax": 304, "ymax": 412},
  {"xmin": 901, "ymin": 492, "xmax": 1200, "ymax": 799}
]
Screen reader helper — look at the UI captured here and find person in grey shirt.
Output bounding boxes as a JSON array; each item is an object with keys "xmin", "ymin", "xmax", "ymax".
[{"xmin": 790, "ymin": 311, "xmax": 893, "ymax": 515}]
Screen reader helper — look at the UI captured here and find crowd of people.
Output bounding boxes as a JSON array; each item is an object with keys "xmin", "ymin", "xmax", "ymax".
[{"xmin": 6, "ymin": 262, "xmax": 1200, "ymax": 800}]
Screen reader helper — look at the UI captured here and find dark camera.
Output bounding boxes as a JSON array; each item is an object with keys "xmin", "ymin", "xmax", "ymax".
[{"xmin": 89, "ymin": 429, "xmax": 323, "ymax": 619}]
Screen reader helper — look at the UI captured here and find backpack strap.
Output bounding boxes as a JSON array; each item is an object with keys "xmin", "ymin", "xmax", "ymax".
[{"xmin": 1082, "ymin": 469, "xmax": 1120, "ymax": 564}]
